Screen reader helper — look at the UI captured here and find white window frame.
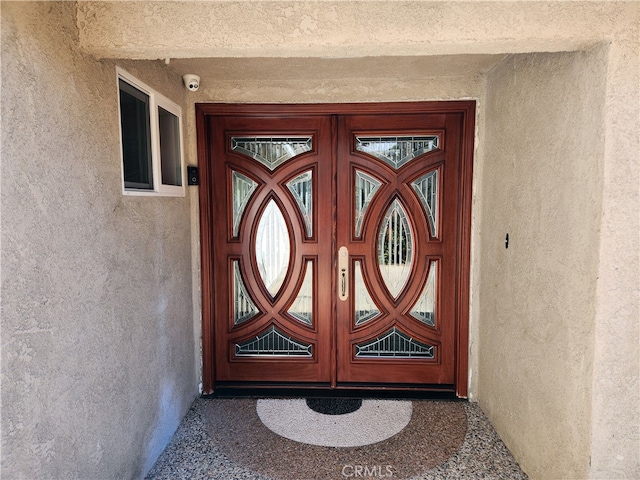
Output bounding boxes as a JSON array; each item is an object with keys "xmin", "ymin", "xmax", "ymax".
[{"xmin": 117, "ymin": 67, "xmax": 185, "ymax": 197}]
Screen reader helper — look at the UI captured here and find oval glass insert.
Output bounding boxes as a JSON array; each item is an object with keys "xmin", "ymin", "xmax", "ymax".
[
  {"xmin": 255, "ymin": 199, "xmax": 290, "ymax": 298},
  {"xmin": 377, "ymin": 198, "xmax": 413, "ymax": 299}
]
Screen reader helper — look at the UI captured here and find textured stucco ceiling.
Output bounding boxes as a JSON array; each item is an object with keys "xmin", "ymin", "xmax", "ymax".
[
  {"xmin": 76, "ymin": 1, "xmax": 609, "ymax": 59},
  {"xmin": 166, "ymin": 54, "xmax": 506, "ymax": 85}
]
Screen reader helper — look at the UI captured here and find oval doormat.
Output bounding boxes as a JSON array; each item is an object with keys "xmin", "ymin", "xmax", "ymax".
[{"xmin": 202, "ymin": 399, "xmax": 467, "ymax": 480}]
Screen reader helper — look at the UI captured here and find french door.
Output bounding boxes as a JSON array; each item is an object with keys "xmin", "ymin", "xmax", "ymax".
[{"xmin": 197, "ymin": 103, "xmax": 474, "ymax": 396}]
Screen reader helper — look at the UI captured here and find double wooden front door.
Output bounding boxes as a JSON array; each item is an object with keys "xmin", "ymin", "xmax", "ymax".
[{"xmin": 197, "ymin": 103, "xmax": 474, "ymax": 395}]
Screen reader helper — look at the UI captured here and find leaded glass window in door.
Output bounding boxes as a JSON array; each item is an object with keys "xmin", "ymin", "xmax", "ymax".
[
  {"xmin": 286, "ymin": 170, "xmax": 313, "ymax": 237},
  {"xmin": 355, "ymin": 136, "xmax": 439, "ymax": 169},
  {"xmin": 255, "ymin": 199, "xmax": 291, "ymax": 299},
  {"xmin": 287, "ymin": 260, "xmax": 313, "ymax": 325},
  {"xmin": 354, "ymin": 170, "xmax": 382, "ymax": 238},
  {"xmin": 409, "ymin": 260, "xmax": 437, "ymax": 327},
  {"xmin": 235, "ymin": 325, "xmax": 312, "ymax": 357},
  {"xmin": 411, "ymin": 170, "xmax": 439, "ymax": 237},
  {"xmin": 354, "ymin": 260, "xmax": 380, "ymax": 326},
  {"xmin": 232, "ymin": 171, "xmax": 258, "ymax": 237},
  {"xmin": 377, "ymin": 199, "xmax": 414, "ymax": 299},
  {"xmin": 355, "ymin": 327, "xmax": 435, "ymax": 358},
  {"xmin": 231, "ymin": 137, "xmax": 312, "ymax": 171},
  {"xmin": 232, "ymin": 260, "xmax": 259, "ymax": 325}
]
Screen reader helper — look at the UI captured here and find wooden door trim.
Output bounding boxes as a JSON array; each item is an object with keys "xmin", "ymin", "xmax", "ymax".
[
  {"xmin": 196, "ymin": 106, "xmax": 215, "ymax": 394},
  {"xmin": 196, "ymin": 101, "xmax": 475, "ymax": 397},
  {"xmin": 197, "ymin": 101, "xmax": 475, "ymax": 117},
  {"xmin": 455, "ymin": 102, "xmax": 475, "ymax": 398}
]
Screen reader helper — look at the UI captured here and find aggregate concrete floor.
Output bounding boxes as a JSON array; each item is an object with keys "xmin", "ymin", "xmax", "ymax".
[{"xmin": 145, "ymin": 397, "xmax": 528, "ymax": 480}]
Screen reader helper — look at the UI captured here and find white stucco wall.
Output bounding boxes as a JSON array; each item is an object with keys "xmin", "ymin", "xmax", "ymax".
[
  {"xmin": 480, "ymin": 47, "xmax": 607, "ymax": 479},
  {"xmin": 1, "ymin": 3, "xmax": 198, "ymax": 478},
  {"xmin": 589, "ymin": 13, "xmax": 639, "ymax": 478}
]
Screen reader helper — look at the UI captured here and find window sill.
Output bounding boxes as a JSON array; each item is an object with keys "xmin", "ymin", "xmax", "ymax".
[{"xmin": 123, "ymin": 187, "xmax": 186, "ymax": 198}]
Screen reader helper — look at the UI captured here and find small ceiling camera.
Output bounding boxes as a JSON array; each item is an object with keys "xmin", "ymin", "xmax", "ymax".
[{"xmin": 182, "ymin": 74, "xmax": 200, "ymax": 92}]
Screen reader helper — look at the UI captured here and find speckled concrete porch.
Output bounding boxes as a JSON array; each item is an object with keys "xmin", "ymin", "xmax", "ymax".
[{"xmin": 145, "ymin": 398, "xmax": 528, "ymax": 479}]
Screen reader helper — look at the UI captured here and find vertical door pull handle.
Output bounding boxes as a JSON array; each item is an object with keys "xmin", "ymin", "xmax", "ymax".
[{"xmin": 338, "ymin": 246, "xmax": 349, "ymax": 301}]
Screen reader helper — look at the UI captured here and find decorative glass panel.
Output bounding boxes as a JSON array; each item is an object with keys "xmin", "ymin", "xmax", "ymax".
[
  {"xmin": 378, "ymin": 199, "xmax": 413, "ymax": 299},
  {"xmin": 411, "ymin": 170, "xmax": 438, "ymax": 237},
  {"xmin": 287, "ymin": 260, "xmax": 313, "ymax": 325},
  {"xmin": 354, "ymin": 260, "xmax": 380, "ymax": 326},
  {"xmin": 233, "ymin": 260, "xmax": 259, "ymax": 325},
  {"xmin": 235, "ymin": 325, "xmax": 313, "ymax": 357},
  {"xmin": 355, "ymin": 136, "xmax": 439, "ymax": 170},
  {"xmin": 232, "ymin": 171, "xmax": 258, "ymax": 237},
  {"xmin": 255, "ymin": 200, "xmax": 290, "ymax": 298},
  {"xmin": 231, "ymin": 137, "xmax": 312, "ymax": 171},
  {"xmin": 355, "ymin": 327, "xmax": 434, "ymax": 358},
  {"xmin": 286, "ymin": 171, "xmax": 313, "ymax": 237},
  {"xmin": 354, "ymin": 170, "xmax": 382, "ymax": 238},
  {"xmin": 409, "ymin": 260, "xmax": 437, "ymax": 327}
]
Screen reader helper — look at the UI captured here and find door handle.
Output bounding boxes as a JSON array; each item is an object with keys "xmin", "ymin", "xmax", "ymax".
[{"xmin": 338, "ymin": 246, "xmax": 349, "ymax": 301}]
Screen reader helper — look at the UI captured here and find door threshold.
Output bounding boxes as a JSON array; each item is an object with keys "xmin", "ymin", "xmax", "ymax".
[{"xmin": 204, "ymin": 383, "xmax": 459, "ymax": 400}]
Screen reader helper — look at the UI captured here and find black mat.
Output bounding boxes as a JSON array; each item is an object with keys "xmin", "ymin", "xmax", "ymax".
[{"xmin": 305, "ymin": 397, "xmax": 363, "ymax": 415}]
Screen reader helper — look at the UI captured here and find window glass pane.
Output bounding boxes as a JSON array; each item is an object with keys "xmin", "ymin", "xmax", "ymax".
[
  {"xmin": 119, "ymin": 79, "xmax": 152, "ymax": 189},
  {"xmin": 355, "ymin": 327, "xmax": 434, "ymax": 358},
  {"xmin": 233, "ymin": 260, "xmax": 259, "ymax": 325},
  {"xmin": 255, "ymin": 200, "xmax": 291, "ymax": 299},
  {"xmin": 354, "ymin": 260, "xmax": 380, "ymax": 326},
  {"xmin": 232, "ymin": 171, "xmax": 258, "ymax": 237},
  {"xmin": 158, "ymin": 106, "xmax": 182, "ymax": 186},
  {"xmin": 231, "ymin": 137, "xmax": 312, "ymax": 171},
  {"xmin": 377, "ymin": 199, "xmax": 414, "ymax": 299},
  {"xmin": 235, "ymin": 325, "xmax": 312, "ymax": 357},
  {"xmin": 355, "ymin": 135, "xmax": 439, "ymax": 170},
  {"xmin": 411, "ymin": 169, "xmax": 438, "ymax": 237},
  {"xmin": 287, "ymin": 260, "xmax": 313, "ymax": 325},
  {"xmin": 286, "ymin": 170, "xmax": 313, "ymax": 237},
  {"xmin": 354, "ymin": 170, "xmax": 382, "ymax": 238},
  {"xmin": 409, "ymin": 260, "xmax": 437, "ymax": 327}
]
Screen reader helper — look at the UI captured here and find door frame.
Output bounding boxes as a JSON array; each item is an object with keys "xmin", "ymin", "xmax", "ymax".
[{"xmin": 195, "ymin": 101, "xmax": 475, "ymax": 397}]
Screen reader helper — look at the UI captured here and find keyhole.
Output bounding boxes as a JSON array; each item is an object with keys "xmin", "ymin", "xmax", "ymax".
[{"xmin": 505, "ymin": 233, "xmax": 509, "ymax": 249}]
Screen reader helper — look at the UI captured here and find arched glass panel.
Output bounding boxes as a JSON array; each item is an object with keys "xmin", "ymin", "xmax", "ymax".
[
  {"xmin": 235, "ymin": 325, "xmax": 312, "ymax": 357},
  {"xmin": 232, "ymin": 260, "xmax": 259, "ymax": 325},
  {"xmin": 231, "ymin": 137, "xmax": 312, "ymax": 171},
  {"xmin": 355, "ymin": 136, "xmax": 439, "ymax": 169},
  {"xmin": 411, "ymin": 170, "xmax": 438, "ymax": 237},
  {"xmin": 354, "ymin": 260, "xmax": 380, "ymax": 326},
  {"xmin": 377, "ymin": 199, "xmax": 413, "ymax": 299},
  {"xmin": 409, "ymin": 260, "xmax": 437, "ymax": 327},
  {"xmin": 354, "ymin": 170, "xmax": 382, "ymax": 238},
  {"xmin": 255, "ymin": 200, "xmax": 290, "ymax": 298},
  {"xmin": 355, "ymin": 327, "xmax": 434, "ymax": 358},
  {"xmin": 232, "ymin": 171, "xmax": 258, "ymax": 237},
  {"xmin": 287, "ymin": 260, "xmax": 313, "ymax": 325},
  {"xmin": 286, "ymin": 170, "xmax": 313, "ymax": 237}
]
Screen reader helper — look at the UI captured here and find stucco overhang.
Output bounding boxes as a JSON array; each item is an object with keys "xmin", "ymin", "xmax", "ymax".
[{"xmin": 76, "ymin": 1, "xmax": 623, "ymax": 61}]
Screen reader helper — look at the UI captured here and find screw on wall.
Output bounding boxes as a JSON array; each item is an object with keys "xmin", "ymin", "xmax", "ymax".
[{"xmin": 505, "ymin": 233, "xmax": 509, "ymax": 249}]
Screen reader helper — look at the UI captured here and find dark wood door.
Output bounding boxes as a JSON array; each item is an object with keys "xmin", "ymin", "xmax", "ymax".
[
  {"xmin": 336, "ymin": 113, "xmax": 460, "ymax": 385},
  {"xmin": 208, "ymin": 114, "xmax": 334, "ymax": 382},
  {"xmin": 197, "ymin": 103, "xmax": 474, "ymax": 395}
]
